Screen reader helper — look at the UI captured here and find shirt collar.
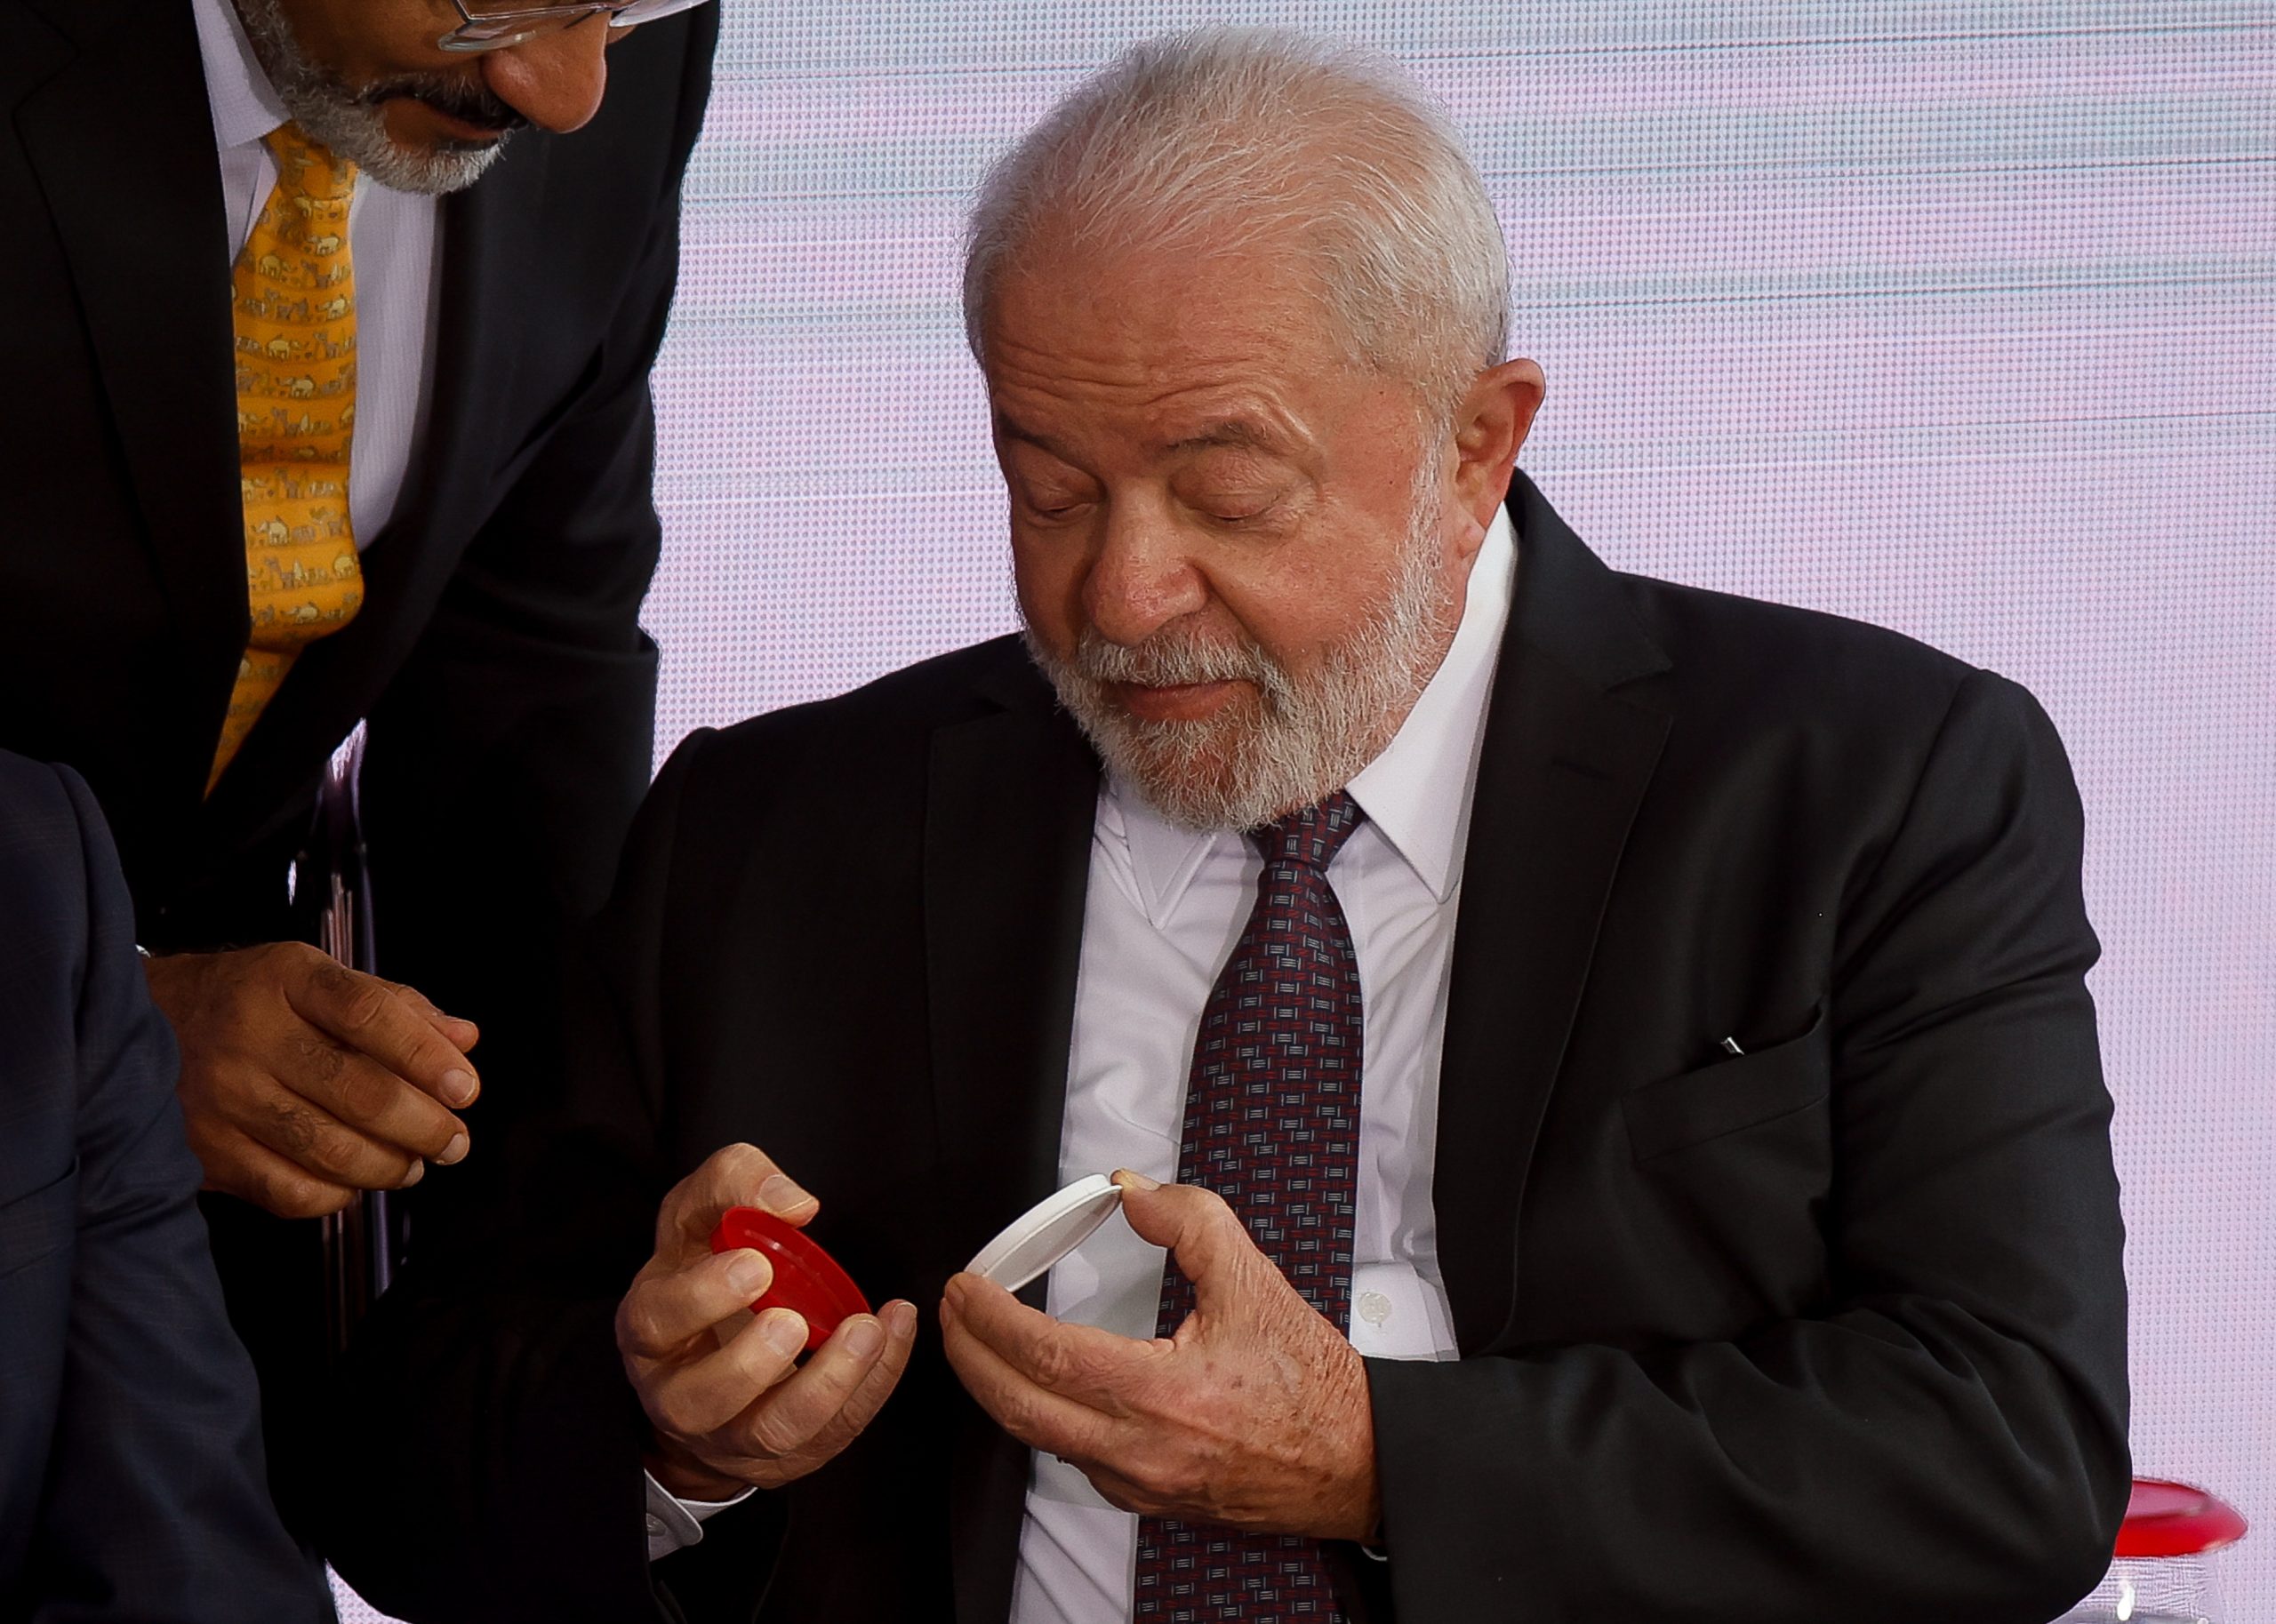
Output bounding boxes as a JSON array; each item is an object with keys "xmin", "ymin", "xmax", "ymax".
[
  {"xmin": 1113, "ymin": 500, "xmax": 1519, "ymax": 916},
  {"xmin": 1346, "ymin": 500, "xmax": 1515, "ymax": 900},
  {"xmin": 190, "ymin": 0, "xmax": 290, "ymax": 153}
]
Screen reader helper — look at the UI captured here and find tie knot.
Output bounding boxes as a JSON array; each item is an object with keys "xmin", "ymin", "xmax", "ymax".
[
  {"xmin": 1255, "ymin": 790, "xmax": 1364, "ymax": 873},
  {"xmin": 262, "ymin": 124, "xmax": 359, "ymax": 203}
]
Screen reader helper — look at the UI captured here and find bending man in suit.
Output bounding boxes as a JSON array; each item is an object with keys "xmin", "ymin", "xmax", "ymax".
[
  {"xmin": 1, "ymin": 0, "xmax": 716, "ymax": 1542},
  {"xmin": 342, "ymin": 27, "xmax": 2128, "ymax": 1622},
  {"xmin": 0, "ymin": 748, "xmax": 331, "ymax": 1623}
]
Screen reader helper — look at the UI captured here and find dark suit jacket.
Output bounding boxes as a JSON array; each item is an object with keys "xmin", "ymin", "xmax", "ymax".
[
  {"xmin": 0, "ymin": 0, "xmax": 716, "ymax": 1526},
  {"xmin": 336, "ymin": 476, "xmax": 2129, "ymax": 1623},
  {"xmin": 0, "ymin": 752, "xmax": 333, "ymax": 1622}
]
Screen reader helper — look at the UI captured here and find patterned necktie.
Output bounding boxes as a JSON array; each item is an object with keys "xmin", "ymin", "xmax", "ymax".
[
  {"xmin": 211, "ymin": 124, "xmax": 365, "ymax": 792},
  {"xmin": 1133, "ymin": 791, "xmax": 1366, "ymax": 1624}
]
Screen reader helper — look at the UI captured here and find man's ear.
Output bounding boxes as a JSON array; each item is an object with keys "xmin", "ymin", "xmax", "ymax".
[{"xmin": 1449, "ymin": 357, "xmax": 1547, "ymax": 538}]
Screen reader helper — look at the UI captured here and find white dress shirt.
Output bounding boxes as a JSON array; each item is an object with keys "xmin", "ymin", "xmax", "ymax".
[
  {"xmin": 1009, "ymin": 504, "xmax": 1519, "ymax": 1624},
  {"xmin": 188, "ymin": 0, "xmax": 439, "ymax": 547}
]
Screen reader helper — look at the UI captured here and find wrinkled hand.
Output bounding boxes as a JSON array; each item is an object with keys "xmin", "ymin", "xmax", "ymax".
[
  {"xmin": 621, "ymin": 1143, "xmax": 918, "ymax": 1500},
  {"xmin": 144, "ymin": 941, "xmax": 479, "ymax": 1219},
  {"xmin": 940, "ymin": 1171, "xmax": 1379, "ymax": 1541}
]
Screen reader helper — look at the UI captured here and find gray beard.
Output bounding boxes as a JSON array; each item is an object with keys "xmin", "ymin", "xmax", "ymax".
[
  {"xmin": 229, "ymin": 0, "xmax": 513, "ymax": 196},
  {"xmin": 1026, "ymin": 478, "xmax": 1459, "ymax": 833}
]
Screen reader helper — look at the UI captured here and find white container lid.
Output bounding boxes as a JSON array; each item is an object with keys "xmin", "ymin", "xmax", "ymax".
[{"xmin": 966, "ymin": 1173, "xmax": 1126, "ymax": 1292}]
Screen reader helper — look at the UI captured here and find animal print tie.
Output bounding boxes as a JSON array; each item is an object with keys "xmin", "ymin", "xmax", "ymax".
[
  {"xmin": 1133, "ymin": 791, "xmax": 1366, "ymax": 1624},
  {"xmin": 212, "ymin": 123, "xmax": 365, "ymax": 790}
]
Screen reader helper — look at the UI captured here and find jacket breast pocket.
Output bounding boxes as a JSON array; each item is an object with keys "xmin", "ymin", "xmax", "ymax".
[
  {"xmin": 0, "ymin": 1160, "xmax": 78, "ymax": 1284},
  {"xmin": 1623, "ymin": 1007, "xmax": 1830, "ymax": 1164}
]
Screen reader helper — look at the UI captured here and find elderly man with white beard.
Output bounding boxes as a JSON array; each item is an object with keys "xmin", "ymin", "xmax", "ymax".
[{"xmin": 341, "ymin": 25, "xmax": 2128, "ymax": 1624}]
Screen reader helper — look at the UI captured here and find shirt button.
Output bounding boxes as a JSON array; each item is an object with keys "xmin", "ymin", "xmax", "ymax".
[
  {"xmin": 645, "ymin": 1515, "xmax": 667, "ymax": 1538},
  {"xmin": 1357, "ymin": 1291, "xmax": 1392, "ymax": 1328}
]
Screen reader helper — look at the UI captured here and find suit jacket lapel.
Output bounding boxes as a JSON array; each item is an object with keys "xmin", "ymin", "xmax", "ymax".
[
  {"xmin": 196, "ymin": 133, "xmax": 546, "ymax": 859},
  {"xmin": 15, "ymin": 0, "xmax": 245, "ymax": 756},
  {"xmin": 1435, "ymin": 475, "xmax": 1672, "ymax": 1354},
  {"xmin": 370, "ymin": 132, "xmax": 538, "ymax": 565},
  {"xmin": 921, "ymin": 655, "xmax": 1098, "ymax": 1624}
]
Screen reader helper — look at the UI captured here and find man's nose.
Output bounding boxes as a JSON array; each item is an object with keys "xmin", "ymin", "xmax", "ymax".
[
  {"xmin": 1083, "ymin": 507, "xmax": 1208, "ymax": 648},
  {"xmin": 479, "ymin": 17, "xmax": 612, "ymax": 134}
]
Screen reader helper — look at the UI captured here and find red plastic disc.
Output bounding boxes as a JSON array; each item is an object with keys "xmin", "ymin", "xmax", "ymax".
[
  {"xmin": 708, "ymin": 1207, "xmax": 870, "ymax": 1354},
  {"xmin": 2114, "ymin": 1477, "xmax": 2249, "ymax": 1559}
]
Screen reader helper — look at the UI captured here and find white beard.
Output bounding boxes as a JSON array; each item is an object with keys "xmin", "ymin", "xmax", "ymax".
[
  {"xmin": 229, "ymin": 0, "xmax": 514, "ymax": 196},
  {"xmin": 1027, "ymin": 475, "xmax": 1457, "ymax": 833}
]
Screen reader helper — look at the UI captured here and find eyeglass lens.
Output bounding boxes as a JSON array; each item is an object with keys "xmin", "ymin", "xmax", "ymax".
[{"xmin": 452, "ymin": 0, "xmax": 704, "ymax": 40}]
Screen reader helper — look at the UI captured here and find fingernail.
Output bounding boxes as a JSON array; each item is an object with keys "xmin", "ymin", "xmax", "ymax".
[
  {"xmin": 725, "ymin": 1252, "xmax": 770, "ymax": 1297},
  {"xmin": 398, "ymin": 1160, "xmax": 426, "ymax": 1188},
  {"xmin": 942, "ymin": 1275, "xmax": 967, "ymax": 1310},
  {"xmin": 758, "ymin": 1310, "xmax": 807, "ymax": 1357},
  {"xmin": 757, "ymin": 1172, "xmax": 813, "ymax": 1213},
  {"xmin": 886, "ymin": 1300, "xmax": 918, "ymax": 1337},
  {"xmin": 437, "ymin": 1132, "xmax": 469, "ymax": 1165},
  {"xmin": 1113, "ymin": 1168, "xmax": 1160, "ymax": 1192},
  {"xmin": 840, "ymin": 1316, "xmax": 884, "ymax": 1359},
  {"xmin": 442, "ymin": 1068, "xmax": 477, "ymax": 1106}
]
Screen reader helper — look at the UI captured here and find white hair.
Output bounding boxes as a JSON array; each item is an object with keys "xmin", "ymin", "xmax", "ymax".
[{"xmin": 963, "ymin": 26, "xmax": 1511, "ymax": 419}]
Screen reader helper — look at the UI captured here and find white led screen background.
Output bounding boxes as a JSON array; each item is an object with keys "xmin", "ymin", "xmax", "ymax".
[{"xmin": 641, "ymin": 2, "xmax": 2275, "ymax": 1610}]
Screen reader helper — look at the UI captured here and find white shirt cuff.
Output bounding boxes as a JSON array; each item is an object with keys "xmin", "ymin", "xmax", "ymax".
[
  {"xmin": 1347, "ymin": 1260, "xmax": 1457, "ymax": 1362},
  {"xmin": 643, "ymin": 1468, "xmax": 756, "ymax": 1562}
]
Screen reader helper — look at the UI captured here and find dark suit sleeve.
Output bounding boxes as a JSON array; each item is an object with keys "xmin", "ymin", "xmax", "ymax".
[
  {"xmin": 325, "ymin": 730, "xmax": 784, "ymax": 1624},
  {"xmin": 21, "ymin": 765, "xmax": 331, "ymax": 1623},
  {"xmin": 1366, "ymin": 671, "xmax": 2128, "ymax": 1623},
  {"xmin": 357, "ymin": 8, "xmax": 718, "ymax": 1124}
]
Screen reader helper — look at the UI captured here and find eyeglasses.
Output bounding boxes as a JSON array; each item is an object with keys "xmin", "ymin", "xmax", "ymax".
[{"xmin": 438, "ymin": 0, "xmax": 713, "ymax": 53}]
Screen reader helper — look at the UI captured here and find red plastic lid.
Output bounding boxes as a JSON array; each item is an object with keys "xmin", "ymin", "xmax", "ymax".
[
  {"xmin": 709, "ymin": 1207, "xmax": 871, "ymax": 1354},
  {"xmin": 2115, "ymin": 1478, "xmax": 2249, "ymax": 1559}
]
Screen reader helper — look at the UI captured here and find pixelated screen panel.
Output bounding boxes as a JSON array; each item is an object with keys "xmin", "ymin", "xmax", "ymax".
[{"xmin": 646, "ymin": 3, "xmax": 2275, "ymax": 1617}]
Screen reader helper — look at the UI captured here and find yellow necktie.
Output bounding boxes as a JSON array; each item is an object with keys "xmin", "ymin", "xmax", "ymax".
[{"xmin": 211, "ymin": 124, "xmax": 365, "ymax": 792}]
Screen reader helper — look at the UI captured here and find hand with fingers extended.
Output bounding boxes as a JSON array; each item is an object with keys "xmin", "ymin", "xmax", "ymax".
[
  {"xmin": 940, "ymin": 1170, "xmax": 1380, "ymax": 1543},
  {"xmin": 143, "ymin": 940, "xmax": 481, "ymax": 1220},
  {"xmin": 621, "ymin": 1143, "xmax": 920, "ymax": 1501}
]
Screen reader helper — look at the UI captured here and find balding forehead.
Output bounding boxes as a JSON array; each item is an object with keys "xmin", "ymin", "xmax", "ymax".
[{"xmin": 994, "ymin": 404, "xmax": 1298, "ymax": 462}]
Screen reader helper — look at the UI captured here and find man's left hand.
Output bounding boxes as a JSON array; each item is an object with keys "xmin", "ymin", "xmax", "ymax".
[{"xmin": 939, "ymin": 1170, "xmax": 1379, "ymax": 1542}]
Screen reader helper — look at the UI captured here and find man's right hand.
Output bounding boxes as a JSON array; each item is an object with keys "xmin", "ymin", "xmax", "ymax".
[
  {"xmin": 143, "ymin": 941, "xmax": 480, "ymax": 1220},
  {"xmin": 622, "ymin": 1144, "xmax": 918, "ymax": 1500}
]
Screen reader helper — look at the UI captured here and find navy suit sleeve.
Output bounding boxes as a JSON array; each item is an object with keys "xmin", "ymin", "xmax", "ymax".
[
  {"xmin": 1365, "ymin": 671, "xmax": 2129, "ymax": 1623},
  {"xmin": 8, "ymin": 762, "xmax": 330, "ymax": 1621}
]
